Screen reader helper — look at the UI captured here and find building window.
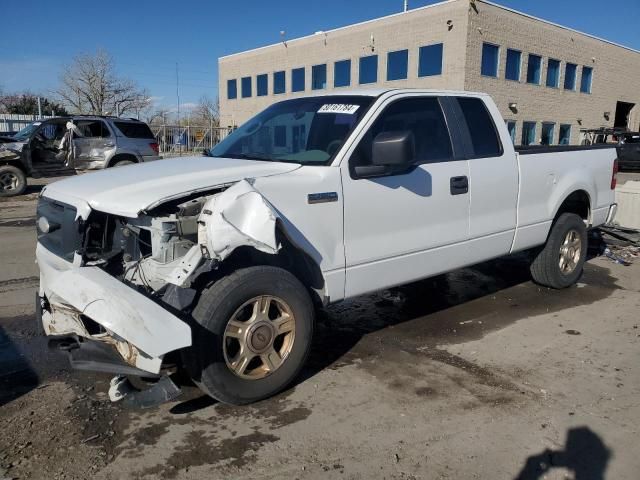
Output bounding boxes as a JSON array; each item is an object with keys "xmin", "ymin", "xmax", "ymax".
[
  {"xmin": 312, "ymin": 64, "xmax": 327, "ymax": 90},
  {"xmin": 256, "ymin": 74, "xmax": 268, "ymax": 97},
  {"xmin": 481, "ymin": 43, "xmax": 499, "ymax": 77},
  {"xmin": 522, "ymin": 121, "xmax": 536, "ymax": 146},
  {"xmin": 526, "ymin": 54, "xmax": 542, "ymax": 84},
  {"xmin": 274, "ymin": 125, "xmax": 287, "ymax": 147},
  {"xmin": 559, "ymin": 124, "xmax": 572, "ymax": 145},
  {"xmin": 580, "ymin": 66, "xmax": 593, "ymax": 94},
  {"xmin": 359, "ymin": 55, "xmax": 378, "ymax": 84},
  {"xmin": 564, "ymin": 63, "xmax": 577, "ymax": 90},
  {"xmin": 292, "ymin": 67, "xmax": 305, "ymax": 92},
  {"xmin": 505, "ymin": 49, "xmax": 521, "ymax": 81},
  {"xmin": 273, "ymin": 71, "xmax": 286, "ymax": 94},
  {"xmin": 241, "ymin": 76, "xmax": 252, "ymax": 98},
  {"xmin": 546, "ymin": 59, "xmax": 560, "ymax": 88},
  {"xmin": 387, "ymin": 49, "xmax": 408, "ymax": 81},
  {"xmin": 334, "ymin": 59, "xmax": 351, "ymax": 87},
  {"xmin": 541, "ymin": 122, "xmax": 555, "ymax": 145},
  {"xmin": 506, "ymin": 120, "xmax": 516, "ymax": 144},
  {"xmin": 227, "ymin": 79, "xmax": 237, "ymax": 100},
  {"xmin": 418, "ymin": 43, "xmax": 443, "ymax": 77}
]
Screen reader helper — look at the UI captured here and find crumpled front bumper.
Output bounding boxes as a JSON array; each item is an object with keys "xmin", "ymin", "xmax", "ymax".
[{"xmin": 36, "ymin": 243, "xmax": 192, "ymax": 374}]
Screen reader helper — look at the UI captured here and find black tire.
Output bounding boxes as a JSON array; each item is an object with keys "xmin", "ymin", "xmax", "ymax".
[
  {"xmin": 111, "ymin": 159, "xmax": 136, "ymax": 168},
  {"xmin": 530, "ymin": 213, "xmax": 588, "ymax": 289},
  {"xmin": 0, "ymin": 165, "xmax": 27, "ymax": 197},
  {"xmin": 184, "ymin": 266, "xmax": 314, "ymax": 405}
]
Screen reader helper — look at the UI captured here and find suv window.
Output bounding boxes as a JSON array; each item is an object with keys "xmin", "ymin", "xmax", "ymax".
[
  {"xmin": 75, "ymin": 120, "xmax": 111, "ymax": 138},
  {"xmin": 114, "ymin": 121, "xmax": 155, "ymax": 139},
  {"xmin": 352, "ymin": 97, "xmax": 453, "ymax": 167},
  {"xmin": 456, "ymin": 97, "xmax": 502, "ymax": 158}
]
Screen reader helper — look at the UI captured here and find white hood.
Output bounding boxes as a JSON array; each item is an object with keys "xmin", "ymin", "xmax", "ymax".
[{"xmin": 42, "ymin": 156, "xmax": 300, "ymax": 217}]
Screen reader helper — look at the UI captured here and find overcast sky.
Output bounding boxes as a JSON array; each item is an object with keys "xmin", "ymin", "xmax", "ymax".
[{"xmin": 1, "ymin": 0, "xmax": 638, "ymax": 113}]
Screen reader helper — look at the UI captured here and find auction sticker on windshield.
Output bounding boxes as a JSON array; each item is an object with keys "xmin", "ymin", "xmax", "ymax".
[{"xmin": 318, "ymin": 104, "xmax": 360, "ymax": 114}]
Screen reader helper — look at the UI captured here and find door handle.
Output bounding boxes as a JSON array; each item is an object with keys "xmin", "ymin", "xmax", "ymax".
[{"xmin": 450, "ymin": 176, "xmax": 469, "ymax": 195}]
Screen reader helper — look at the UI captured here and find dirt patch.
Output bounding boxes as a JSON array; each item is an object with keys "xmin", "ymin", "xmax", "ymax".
[
  {"xmin": 0, "ymin": 276, "xmax": 39, "ymax": 293},
  {"xmin": 0, "ymin": 216, "xmax": 36, "ymax": 228}
]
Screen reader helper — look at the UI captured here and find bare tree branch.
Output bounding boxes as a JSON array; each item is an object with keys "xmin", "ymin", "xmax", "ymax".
[{"xmin": 56, "ymin": 49, "xmax": 150, "ymax": 116}]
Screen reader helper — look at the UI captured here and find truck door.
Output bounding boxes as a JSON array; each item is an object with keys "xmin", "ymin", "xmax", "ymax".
[
  {"xmin": 72, "ymin": 119, "xmax": 114, "ymax": 168},
  {"xmin": 446, "ymin": 96, "xmax": 519, "ymax": 259},
  {"xmin": 341, "ymin": 95, "xmax": 470, "ymax": 298}
]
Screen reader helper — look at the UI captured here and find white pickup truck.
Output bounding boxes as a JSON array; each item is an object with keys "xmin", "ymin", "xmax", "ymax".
[{"xmin": 36, "ymin": 89, "xmax": 619, "ymax": 405}]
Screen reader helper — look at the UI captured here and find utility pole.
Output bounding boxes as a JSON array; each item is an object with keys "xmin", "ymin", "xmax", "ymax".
[
  {"xmin": 176, "ymin": 62, "xmax": 181, "ymax": 154},
  {"xmin": 37, "ymin": 97, "xmax": 42, "ymax": 119},
  {"xmin": 403, "ymin": 0, "xmax": 408, "ymax": 12}
]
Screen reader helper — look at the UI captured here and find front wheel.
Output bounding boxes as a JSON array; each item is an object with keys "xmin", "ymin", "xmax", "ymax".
[
  {"xmin": 0, "ymin": 165, "xmax": 27, "ymax": 197},
  {"xmin": 185, "ymin": 266, "xmax": 314, "ymax": 405},
  {"xmin": 530, "ymin": 213, "xmax": 588, "ymax": 289}
]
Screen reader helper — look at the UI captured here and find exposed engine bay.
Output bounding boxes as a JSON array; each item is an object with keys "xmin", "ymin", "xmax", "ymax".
[{"xmin": 80, "ymin": 179, "xmax": 281, "ymax": 310}]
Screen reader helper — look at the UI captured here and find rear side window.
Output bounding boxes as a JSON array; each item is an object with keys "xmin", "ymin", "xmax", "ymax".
[
  {"xmin": 75, "ymin": 120, "xmax": 111, "ymax": 138},
  {"xmin": 114, "ymin": 122, "xmax": 155, "ymax": 139},
  {"xmin": 352, "ymin": 97, "xmax": 453, "ymax": 166},
  {"xmin": 456, "ymin": 97, "xmax": 502, "ymax": 157}
]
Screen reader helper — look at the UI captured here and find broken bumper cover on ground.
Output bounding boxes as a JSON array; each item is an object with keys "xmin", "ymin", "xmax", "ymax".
[{"xmin": 36, "ymin": 244, "xmax": 192, "ymax": 375}]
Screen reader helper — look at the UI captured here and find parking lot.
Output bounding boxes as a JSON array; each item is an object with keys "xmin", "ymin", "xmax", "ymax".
[{"xmin": 1, "ymin": 175, "xmax": 639, "ymax": 480}]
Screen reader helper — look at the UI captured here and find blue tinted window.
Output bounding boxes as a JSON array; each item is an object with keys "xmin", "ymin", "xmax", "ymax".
[
  {"xmin": 522, "ymin": 121, "xmax": 536, "ymax": 146},
  {"xmin": 526, "ymin": 54, "xmax": 542, "ymax": 84},
  {"xmin": 559, "ymin": 124, "xmax": 572, "ymax": 145},
  {"xmin": 359, "ymin": 55, "xmax": 378, "ymax": 84},
  {"xmin": 292, "ymin": 67, "xmax": 305, "ymax": 92},
  {"xmin": 580, "ymin": 66, "xmax": 593, "ymax": 93},
  {"xmin": 564, "ymin": 63, "xmax": 577, "ymax": 90},
  {"xmin": 334, "ymin": 59, "xmax": 351, "ymax": 87},
  {"xmin": 312, "ymin": 64, "xmax": 327, "ymax": 90},
  {"xmin": 227, "ymin": 79, "xmax": 237, "ymax": 100},
  {"xmin": 273, "ymin": 71, "xmax": 285, "ymax": 94},
  {"xmin": 241, "ymin": 76, "xmax": 252, "ymax": 98},
  {"xmin": 481, "ymin": 43, "xmax": 499, "ymax": 77},
  {"xmin": 546, "ymin": 59, "xmax": 560, "ymax": 88},
  {"xmin": 256, "ymin": 74, "xmax": 268, "ymax": 96},
  {"xmin": 505, "ymin": 49, "xmax": 521, "ymax": 81},
  {"xmin": 541, "ymin": 123, "xmax": 555, "ymax": 145},
  {"xmin": 418, "ymin": 43, "xmax": 443, "ymax": 77},
  {"xmin": 387, "ymin": 49, "xmax": 408, "ymax": 81}
]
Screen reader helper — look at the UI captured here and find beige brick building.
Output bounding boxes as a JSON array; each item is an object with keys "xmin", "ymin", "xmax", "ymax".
[{"xmin": 218, "ymin": 0, "xmax": 640, "ymax": 145}]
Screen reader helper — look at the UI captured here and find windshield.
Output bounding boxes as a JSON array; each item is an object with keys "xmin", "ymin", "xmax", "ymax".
[
  {"xmin": 12, "ymin": 122, "xmax": 42, "ymax": 141},
  {"xmin": 211, "ymin": 96, "xmax": 374, "ymax": 165}
]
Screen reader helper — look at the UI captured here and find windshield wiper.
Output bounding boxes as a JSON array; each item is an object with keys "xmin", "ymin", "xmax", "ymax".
[{"xmin": 215, "ymin": 153, "xmax": 271, "ymax": 162}]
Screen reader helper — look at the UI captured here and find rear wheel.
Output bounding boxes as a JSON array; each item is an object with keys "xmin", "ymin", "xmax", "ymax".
[
  {"xmin": 0, "ymin": 165, "xmax": 27, "ymax": 197},
  {"xmin": 112, "ymin": 159, "xmax": 136, "ymax": 167},
  {"xmin": 185, "ymin": 266, "xmax": 314, "ymax": 405},
  {"xmin": 530, "ymin": 213, "xmax": 587, "ymax": 289}
]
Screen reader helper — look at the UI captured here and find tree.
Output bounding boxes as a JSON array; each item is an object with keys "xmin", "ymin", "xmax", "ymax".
[
  {"xmin": 192, "ymin": 95, "xmax": 220, "ymax": 127},
  {"xmin": 0, "ymin": 92, "xmax": 68, "ymax": 116},
  {"xmin": 56, "ymin": 49, "xmax": 150, "ymax": 116}
]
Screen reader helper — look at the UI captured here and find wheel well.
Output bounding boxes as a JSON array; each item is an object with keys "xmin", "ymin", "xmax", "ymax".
[
  {"xmin": 199, "ymin": 228, "xmax": 326, "ymax": 307},
  {"xmin": 108, "ymin": 153, "xmax": 138, "ymax": 167},
  {"xmin": 1, "ymin": 161, "xmax": 26, "ymax": 174},
  {"xmin": 555, "ymin": 190, "xmax": 591, "ymax": 224}
]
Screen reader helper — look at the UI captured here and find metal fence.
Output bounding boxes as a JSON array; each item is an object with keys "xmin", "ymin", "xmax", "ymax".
[
  {"xmin": 151, "ymin": 125, "xmax": 234, "ymax": 156},
  {"xmin": 0, "ymin": 113, "xmax": 55, "ymax": 135}
]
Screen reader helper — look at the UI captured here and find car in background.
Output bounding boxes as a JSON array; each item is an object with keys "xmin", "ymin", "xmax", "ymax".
[
  {"xmin": 0, "ymin": 116, "xmax": 160, "ymax": 197},
  {"xmin": 617, "ymin": 132, "xmax": 640, "ymax": 171}
]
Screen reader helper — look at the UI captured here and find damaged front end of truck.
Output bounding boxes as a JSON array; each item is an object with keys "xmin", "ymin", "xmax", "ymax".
[{"xmin": 36, "ymin": 179, "xmax": 283, "ymax": 404}]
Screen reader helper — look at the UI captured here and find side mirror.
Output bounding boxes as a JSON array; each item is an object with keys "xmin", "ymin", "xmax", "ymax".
[
  {"xmin": 372, "ymin": 130, "xmax": 415, "ymax": 166},
  {"xmin": 354, "ymin": 130, "xmax": 415, "ymax": 178}
]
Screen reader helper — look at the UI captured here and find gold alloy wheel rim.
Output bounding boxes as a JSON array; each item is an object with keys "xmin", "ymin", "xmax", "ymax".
[
  {"xmin": 223, "ymin": 295, "xmax": 295, "ymax": 379},
  {"xmin": 559, "ymin": 229, "xmax": 582, "ymax": 275}
]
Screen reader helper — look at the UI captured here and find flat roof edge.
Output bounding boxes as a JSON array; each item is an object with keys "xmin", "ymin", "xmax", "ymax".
[
  {"xmin": 479, "ymin": 0, "xmax": 640, "ymax": 55},
  {"xmin": 219, "ymin": 0, "xmax": 460, "ymax": 61}
]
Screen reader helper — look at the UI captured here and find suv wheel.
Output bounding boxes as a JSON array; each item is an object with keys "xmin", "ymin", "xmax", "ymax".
[
  {"xmin": 0, "ymin": 165, "xmax": 27, "ymax": 197},
  {"xmin": 184, "ymin": 266, "xmax": 314, "ymax": 405},
  {"xmin": 112, "ymin": 159, "xmax": 136, "ymax": 168},
  {"xmin": 530, "ymin": 213, "xmax": 588, "ymax": 289}
]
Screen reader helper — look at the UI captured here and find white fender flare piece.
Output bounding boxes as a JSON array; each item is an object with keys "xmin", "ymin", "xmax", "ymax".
[
  {"xmin": 49, "ymin": 266, "xmax": 192, "ymax": 358},
  {"xmin": 199, "ymin": 179, "xmax": 281, "ymax": 261}
]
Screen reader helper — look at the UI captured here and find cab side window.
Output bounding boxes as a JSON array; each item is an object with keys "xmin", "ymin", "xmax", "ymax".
[
  {"xmin": 455, "ymin": 97, "xmax": 503, "ymax": 158},
  {"xmin": 351, "ymin": 97, "xmax": 453, "ymax": 167}
]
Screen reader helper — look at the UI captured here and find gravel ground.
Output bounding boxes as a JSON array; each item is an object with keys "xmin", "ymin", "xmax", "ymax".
[{"xmin": 1, "ymin": 175, "xmax": 639, "ymax": 480}]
